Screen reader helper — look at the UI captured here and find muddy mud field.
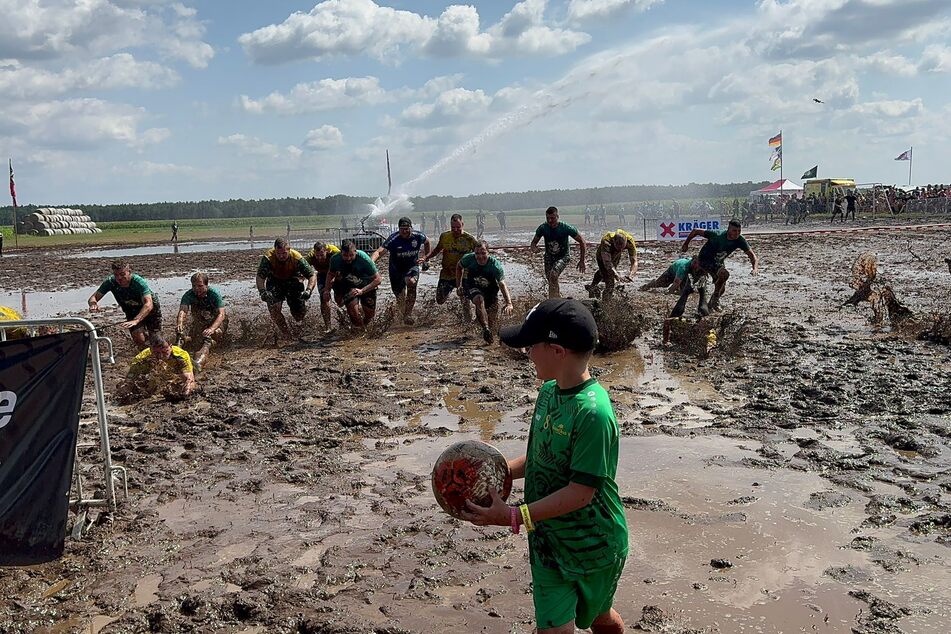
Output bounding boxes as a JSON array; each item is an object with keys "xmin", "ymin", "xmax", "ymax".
[{"xmin": 1, "ymin": 226, "xmax": 950, "ymax": 633}]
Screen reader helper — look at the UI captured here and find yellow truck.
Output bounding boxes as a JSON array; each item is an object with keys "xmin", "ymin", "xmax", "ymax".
[{"xmin": 804, "ymin": 178, "xmax": 855, "ymax": 201}]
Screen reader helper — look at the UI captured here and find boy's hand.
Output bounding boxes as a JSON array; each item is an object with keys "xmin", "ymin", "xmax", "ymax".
[{"xmin": 460, "ymin": 488, "xmax": 509, "ymax": 527}]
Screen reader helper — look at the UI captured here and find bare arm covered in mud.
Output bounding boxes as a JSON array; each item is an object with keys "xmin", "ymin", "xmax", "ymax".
[
  {"xmin": 745, "ymin": 247, "xmax": 758, "ymax": 274},
  {"xmin": 573, "ymin": 233, "xmax": 587, "ymax": 273},
  {"xmin": 680, "ymin": 228, "xmax": 705, "ymax": 252},
  {"xmin": 418, "ymin": 237, "xmax": 432, "ymax": 265},
  {"xmin": 88, "ymin": 290, "xmax": 104, "ymax": 311},
  {"xmin": 322, "ymin": 271, "xmax": 339, "ymax": 302},
  {"xmin": 370, "ymin": 246, "xmax": 386, "ymax": 263},
  {"xmin": 498, "ymin": 280, "xmax": 514, "ymax": 315},
  {"xmin": 121, "ymin": 294, "xmax": 153, "ymax": 330}
]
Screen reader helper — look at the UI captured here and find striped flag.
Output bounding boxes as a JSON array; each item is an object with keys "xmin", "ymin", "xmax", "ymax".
[
  {"xmin": 894, "ymin": 149, "xmax": 911, "ymax": 161},
  {"xmin": 8, "ymin": 159, "xmax": 16, "ymax": 207},
  {"xmin": 771, "ymin": 156, "xmax": 782, "ymax": 171},
  {"xmin": 768, "ymin": 132, "xmax": 782, "ymax": 147}
]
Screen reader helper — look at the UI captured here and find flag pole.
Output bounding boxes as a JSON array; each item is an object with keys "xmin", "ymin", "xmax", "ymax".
[
  {"xmin": 908, "ymin": 146, "xmax": 913, "ymax": 187},
  {"xmin": 8, "ymin": 158, "xmax": 18, "ymax": 249},
  {"xmin": 780, "ymin": 129, "xmax": 783, "ymax": 184}
]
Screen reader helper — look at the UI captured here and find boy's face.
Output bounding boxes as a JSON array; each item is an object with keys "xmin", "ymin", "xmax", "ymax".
[{"xmin": 527, "ymin": 342, "xmax": 564, "ymax": 380}]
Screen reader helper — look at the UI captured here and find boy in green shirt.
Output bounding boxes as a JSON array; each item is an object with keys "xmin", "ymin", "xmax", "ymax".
[{"xmin": 462, "ymin": 298, "xmax": 628, "ymax": 633}]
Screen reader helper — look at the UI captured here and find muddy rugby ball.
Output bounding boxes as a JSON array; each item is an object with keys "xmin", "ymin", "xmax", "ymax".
[{"xmin": 431, "ymin": 441, "xmax": 512, "ymax": 519}]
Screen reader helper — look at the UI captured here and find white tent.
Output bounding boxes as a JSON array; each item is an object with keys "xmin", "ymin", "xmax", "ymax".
[{"xmin": 750, "ymin": 179, "xmax": 803, "ymax": 198}]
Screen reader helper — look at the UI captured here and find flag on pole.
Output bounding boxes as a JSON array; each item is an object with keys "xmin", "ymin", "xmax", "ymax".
[
  {"xmin": 768, "ymin": 132, "xmax": 782, "ymax": 148},
  {"xmin": 801, "ymin": 165, "xmax": 818, "ymax": 179},
  {"xmin": 771, "ymin": 156, "xmax": 782, "ymax": 171},
  {"xmin": 769, "ymin": 146, "xmax": 782, "ymax": 162},
  {"xmin": 894, "ymin": 149, "xmax": 911, "ymax": 161},
  {"xmin": 8, "ymin": 159, "xmax": 16, "ymax": 207}
]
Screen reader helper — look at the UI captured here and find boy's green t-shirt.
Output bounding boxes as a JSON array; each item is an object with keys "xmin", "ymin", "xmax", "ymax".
[{"xmin": 525, "ymin": 378, "xmax": 628, "ymax": 578}]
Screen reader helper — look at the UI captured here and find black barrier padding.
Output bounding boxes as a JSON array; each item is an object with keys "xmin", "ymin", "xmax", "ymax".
[{"xmin": 0, "ymin": 331, "xmax": 90, "ymax": 565}]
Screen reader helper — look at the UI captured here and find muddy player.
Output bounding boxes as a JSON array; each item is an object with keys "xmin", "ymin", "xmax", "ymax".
[
  {"xmin": 325, "ymin": 240, "xmax": 383, "ymax": 330},
  {"xmin": 175, "ymin": 272, "xmax": 227, "ymax": 370},
  {"xmin": 456, "ymin": 241, "xmax": 514, "ymax": 343},
  {"xmin": 371, "ymin": 217, "xmax": 431, "ymax": 325},
  {"xmin": 255, "ymin": 237, "xmax": 318, "ymax": 341},
  {"xmin": 530, "ymin": 206, "xmax": 587, "ymax": 298},
  {"xmin": 639, "ymin": 256, "xmax": 702, "ymax": 295},
  {"xmin": 88, "ymin": 260, "xmax": 162, "ymax": 350},
  {"xmin": 463, "ymin": 298, "xmax": 628, "ymax": 634},
  {"xmin": 423, "ymin": 213, "xmax": 479, "ymax": 322},
  {"xmin": 586, "ymin": 229, "xmax": 637, "ymax": 300},
  {"xmin": 680, "ymin": 219, "xmax": 757, "ymax": 311},
  {"xmin": 117, "ymin": 332, "xmax": 196, "ymax": 402},
  {"xmin": 306, "ymin": 241, "xmax": 341, "ymax": 333}
]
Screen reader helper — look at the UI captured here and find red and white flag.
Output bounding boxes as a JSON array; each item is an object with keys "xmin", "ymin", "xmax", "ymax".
[
  {"xmin": 8, "ymin": 159, "xmax": 16, "ymax": 207},
  {"xmin": 894, "ymin": 149, "xmax": 911, "ymax": 161}
]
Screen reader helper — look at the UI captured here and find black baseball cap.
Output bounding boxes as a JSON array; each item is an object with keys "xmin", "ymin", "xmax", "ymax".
[
  {"xmin": 398, "ymin": 216, "xmax": 412, "ymax": 227},
  {"xmin": 499, "ymin": 299, "xmax": 598, "ymax": 352}
]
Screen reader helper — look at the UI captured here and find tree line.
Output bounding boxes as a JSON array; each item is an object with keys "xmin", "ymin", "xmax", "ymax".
[{"xmin": 1, "ymin": 181, "xmax": 768, "ymax": 224}]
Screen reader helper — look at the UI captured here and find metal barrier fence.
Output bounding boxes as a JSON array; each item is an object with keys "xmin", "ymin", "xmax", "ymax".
[
  {"xmin": 0, "ymin": 318, "xmax": 128, "ymax": 517},
  {"xmin": 902, "ymin": 198, "xmax": 951, "ymax": 215}
]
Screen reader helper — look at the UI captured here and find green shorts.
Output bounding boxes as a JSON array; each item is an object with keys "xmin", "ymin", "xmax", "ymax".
[{"xmin": 531, "ymin": 557, "xmax": 626, "ymax": 630}]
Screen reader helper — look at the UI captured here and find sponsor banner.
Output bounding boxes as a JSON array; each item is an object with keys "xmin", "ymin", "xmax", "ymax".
[
  {"xmin": 656, "ymin": 219, "xmax": 721, "ymax": 241},
  {"xmin": 0, "ymin": 331, "xmax": 90, "ymax": 565}
]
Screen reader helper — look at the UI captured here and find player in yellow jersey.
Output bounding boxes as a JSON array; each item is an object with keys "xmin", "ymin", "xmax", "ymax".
[
  {"xmin": 307, "ymin": 241, "xmax": 341, "ymax": 333},
  {"xmin": 118, "ymin": 332, "xmax": 196, "ymax": 401},
  {"xmin": 256, "ymin": 237, "xmax": 318, "ymax": 340},
  {"xmin": 586, "ymin": 229, "xmax": 637, "ymax": 300},
  {"xmin": 423, "ymin": 213, "xmax": 479, "ymax": 322}
]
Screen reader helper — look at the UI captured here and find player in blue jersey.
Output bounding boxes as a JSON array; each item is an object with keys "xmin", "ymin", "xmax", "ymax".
[{"xmin": 371, "ymin": 216, "xmax": 431, "ymax": 324}]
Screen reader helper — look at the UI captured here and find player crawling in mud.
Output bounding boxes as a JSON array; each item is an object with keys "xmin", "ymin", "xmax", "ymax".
[
  {"xmin": 680, "ymin": 219, "xmax": 757, "ymax": 311},
  {"xmin": 256, "ymin": 237, "xmax": 317, "ymax": 341},
  {"xmin": 462, "ymin": 299, "xmax": 628, "ymax": 634},
  {"xmin": 117, "ymin": 332, "xmax": 196, "ymax": 402}
]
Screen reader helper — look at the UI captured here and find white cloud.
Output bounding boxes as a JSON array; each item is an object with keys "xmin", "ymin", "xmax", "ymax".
[
  {"xmin": 2, "ymin": 98, "xmax": 169, "ymax": 150},
  {"xmin": 567, "ymin": 0, "xmax": 663, "ymax": 22},
  {"xmin": 400, "ymin": 88, "xmax": 493, "ymax": 127},
  {"xmin": 849, "ymin": 98, "xmax": 924, "ymax": 119},
  {"xmin": 0, "ymin": 0, "xmax": 214, "ymax": 68},
  {"xmin": 238, "ymin": 0, "xmax": 589, "ymax": 64},
  {"xmin": 920, "ymin": 44, "xmax": 951, "ymax": 72},
  {"xmin": 218, "ymin": 133, "xmax": 303, "ymax": 164},
  {"xmin": 0, "ymin": 54, "xmax": 179, "ymax": 100},
  {"xmin": 859, "ymin": 51, "xmax": 918, "ymax": 77},
  {"xmin": 123, "ymin": 161, "xmax": 197, "ymax": 176},
  {"xmin": 240, "ymin": 76, "xmax": 391, "ymax": 115},
  {"xmin": 304, "ymin": 125, "xmax": 344, "ymax": 150}
]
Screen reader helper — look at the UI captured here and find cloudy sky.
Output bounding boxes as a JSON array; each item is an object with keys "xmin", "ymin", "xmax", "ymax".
[{"xmin": 3, "ymin": 0, "xmax": 950, "ymax": 205}]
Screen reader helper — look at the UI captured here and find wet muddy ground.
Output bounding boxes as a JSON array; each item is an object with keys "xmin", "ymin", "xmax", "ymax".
[{"xmin": 1, "ymin": 223, "xmax": 950, "ymax": 633}]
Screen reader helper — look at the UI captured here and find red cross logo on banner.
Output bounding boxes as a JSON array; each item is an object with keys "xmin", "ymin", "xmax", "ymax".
[{"xmin": 660, "ymin": 222, "xmax": 675, "ymax": 237}]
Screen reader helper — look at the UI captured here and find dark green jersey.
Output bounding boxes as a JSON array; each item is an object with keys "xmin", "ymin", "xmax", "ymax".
[
  {"xmin": 698, "ymin": 230, "xmax": 750, "ymax": 267},
  {"xmin": 329, "ymin": 250, "xmax": 378, "ymax": 288},
  {"xmin": 180, "ymin": 288, "xmax": 225, "ymax": 316},
  {"xmin": 534, "ymin": 222, "xmax": 579, "ymax": 258},
  {"xmin": 526, "ymin": 378, "xmax": 628, "ymax": 578},
  {"xmin": 96, "ymin": 274, "xmax": 157, "ymax": 319},
  {"xmin": 459, "ymin": 253, "xmax": 504, "ymax": 294}
]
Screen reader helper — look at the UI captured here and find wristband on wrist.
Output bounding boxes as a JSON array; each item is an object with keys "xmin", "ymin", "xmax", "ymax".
[
  {"xmin": 509, "ymin": 506, "xmax": 520, "ymax": 535},
  {"xmin": 519, "ymin": 504, "xmax": 535, "ymax": 533}
]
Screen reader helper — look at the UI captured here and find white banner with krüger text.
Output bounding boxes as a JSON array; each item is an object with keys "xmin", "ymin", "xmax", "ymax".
[{"xmin": 656, "ymin": 219, "xmax": 721, "ymax": 241}]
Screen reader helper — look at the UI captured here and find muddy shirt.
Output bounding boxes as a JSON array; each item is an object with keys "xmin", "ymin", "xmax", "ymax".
[
  {"xmin": 597, "ymin": 230, "xmax": 637, "ymax": 259},
  {"xmin": 329, "ymin": 250, "xmax": 378, "ymax": 288},
  {"xmin": 96, "ymin": 274, "xmax": 157, "ymax": 319},
  {"xmin": 257, "ymin": 248, "xmax": 314, "ymax": 282},
  {"xmin": 306, "ymin": 244, "xmax": 341, "ymax": 274},
  {"xmin": 671, "ymin": 257, "xmax": 692, "ymax": 281},
  {"xmin": 459, "ymin": 253, "xmax": 504, "ymax": 295},
  {"xmin": 534, "ymin": 222, "xmax": 579, "ymax": 258},
  {"xmin": 436, "ymin": 231, "xmax": 479, "ymax": 280},
  {"xmin": 381, "ymin": 231, "xmax": 427, "ymax": 273},
  {"xmin": 128, "ymin": 345, "xmax": 193, "ymax": 378},
  {"xmin": 180, "ymin": 288, "xmax": 225, "ymax": 318},
  {"xmin": 698, "ymin": 230, "xmax": 750, "ymax": 267},
  {"xmin": 525, "ymin": 378, "xmax": 628, "ymax": 578}
]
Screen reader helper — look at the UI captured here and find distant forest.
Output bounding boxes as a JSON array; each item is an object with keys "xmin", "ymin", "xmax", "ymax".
[{"xmin": 1, "ymin": 181, "xmax": 769, "ymax": 223}]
